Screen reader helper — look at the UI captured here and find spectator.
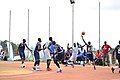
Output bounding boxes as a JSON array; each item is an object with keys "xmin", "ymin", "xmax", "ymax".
[{"xmin": 102, "ymin": 41, "xmax": 112, "ymax": 66}]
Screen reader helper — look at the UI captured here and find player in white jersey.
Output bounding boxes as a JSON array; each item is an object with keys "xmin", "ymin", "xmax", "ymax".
[
  {"xmin": 68, "ymin": 43, "xmax": 78, "ymax": 68},
  {"xmin": 43, "ymin": 37, "xmax": 53, "ymax": 71}
]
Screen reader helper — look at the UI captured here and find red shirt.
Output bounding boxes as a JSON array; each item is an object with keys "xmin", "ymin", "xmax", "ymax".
[
  {"xmin": 95, "ymin": 52, "xmax": 102, "ymax": 59},
  {"xmin": 102, "ymin": 44, "xmax": 111, "ymax": 54}
]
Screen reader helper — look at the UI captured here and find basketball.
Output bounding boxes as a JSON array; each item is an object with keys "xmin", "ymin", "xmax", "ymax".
[{"xmin": 82, "ymin": 32, "xmax": 85, "ymax": 35}]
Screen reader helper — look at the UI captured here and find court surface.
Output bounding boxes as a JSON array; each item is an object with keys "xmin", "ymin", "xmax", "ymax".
[{"xmin": 0, "ymin": 61, "xmax": 120, "ymax": 80}]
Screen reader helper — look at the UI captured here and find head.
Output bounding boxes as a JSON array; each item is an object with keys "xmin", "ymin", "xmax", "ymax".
[
  {"xmin": 77, "ymin": 42, "xmax": 79, "ymax": 46},
  {"xmin": 73, "ymin": 43, "xmax": 76, "ymax": 47},
  {"xmin": 38, "ymin": 38, "xmax": 41, "ymax": 42},
  {"xmin": 49, "ymin": 37, "xmax": 53, "ymax": 41},
  {"xmin": 67, "ymin": 43, "xmax": 69, "ymax": 46},
  {"xmin": 0, "ymin": 49, "xmax": 3, "ymax": 52},
  {"xmin": 23, "ymin": 39, "xmax": 26, "ymax": 43},
  {"xmin": 88, "ymin": 41, "xmax": 91, "ymax": 45},
  {"xmin": 104, "ymin": 41, "xmax": 107, "ymax": 45},
  {"xmin": 97, "ymin": 50, "xmax": 99, "ymax": 53},
  {"xmin": 119, "ymin": 41, "xmax": 120, "ymax": 44}
]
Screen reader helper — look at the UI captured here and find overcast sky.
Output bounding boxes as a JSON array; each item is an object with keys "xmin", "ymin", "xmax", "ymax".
[{"xmin": 0, "ymin": 0, "xmax": 120, "ymax": 50}]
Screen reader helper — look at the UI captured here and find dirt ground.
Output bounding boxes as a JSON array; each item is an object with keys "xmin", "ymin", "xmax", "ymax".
[{"xmin": 0, "ymin": 61, "xmax": 120, "ymax": 80}]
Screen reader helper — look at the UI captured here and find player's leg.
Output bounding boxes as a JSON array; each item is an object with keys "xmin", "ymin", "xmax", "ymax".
[
  {"xmin": 53, "ymin": 58, "xmax": 62, "ymax": 73},
  {"xmin": 47, "ymin": 59, "xmax": 52, "ymax": 71},
  {"xmin": 111, "ymin": 59, "xmax": 120, "ymax": 73},
  {"xmin": 20, "ymin": 52, "xmax": 25, "ymax": 68},
  {"xmin": 118, "ymin": 59, "xmax": 120, "ymax": 73}
]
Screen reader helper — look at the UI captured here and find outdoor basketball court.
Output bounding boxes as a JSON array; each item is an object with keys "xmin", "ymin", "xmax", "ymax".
[{"xmin": 0, "ymin": 61, "xmax": 120, "ymax": 80}]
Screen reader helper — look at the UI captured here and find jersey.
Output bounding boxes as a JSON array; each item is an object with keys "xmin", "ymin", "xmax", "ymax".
[
  {"xmin": 35, "ymin": 42, "xmax": 41, "ymax": 51},
  {"xmin": 77, "ymin": 48, "xmax": 86, "ymax": 57},
  {"xmin": 18, "ymin": 43, "xmax": 26, "ymax": 52},
  {"xmin": 115, "ymin": 45, "xmax": 120, "ymax": 59},
  {"xmin": 87, "ymin": 45, "xmax": 93, "ymax": 54},
  {"xmin": 49, "ymin": 43, "xmax": 56, "ymax": 54}
]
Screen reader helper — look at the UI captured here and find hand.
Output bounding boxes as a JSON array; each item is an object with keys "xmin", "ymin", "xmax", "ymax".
[
  {"xmin": 30, "ymin": 50, "xmax": 32, "ymax": 53},
  {"xmin": 81, "ymin": 35, "xmax": 83, "ymax": 37}
]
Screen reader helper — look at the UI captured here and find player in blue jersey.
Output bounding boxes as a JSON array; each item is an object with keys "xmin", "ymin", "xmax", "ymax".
[
  {"xmin": 18, "ymin": 39, "xmax": 32, "ymax": 68},
  {"xmin": 49, "ymin": 41, "xmax": 63, "ymax": 73},
  {"xmin": 111, "ymin": 41, "xmax": 120, "ymax": 73},
  {"xmin": 32, "ymin": 38, "xmax": 42, "ymax": 71}
]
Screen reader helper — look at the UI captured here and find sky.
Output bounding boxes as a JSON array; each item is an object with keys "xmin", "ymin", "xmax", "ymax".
[{"xmin": 0, "ymin": 0, "xmax": 120, "ymax": 50}]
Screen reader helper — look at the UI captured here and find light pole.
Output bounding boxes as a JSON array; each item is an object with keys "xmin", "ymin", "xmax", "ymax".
[
  {"xmin": 9, "ymin": 10, "xmax": 11, "ymax": 60},
  {"xmin": 70, "ymin": 0, "xmax": 75, "ymax": 47},
  {"xmin": 28, "ymin": 9, "xmax": 29, "ymax": 49},
  {"xmin": 49, "ymin": 6, "xmax": 51, "ymax": 38},
  {"xmin": 99, "ymin": 1, "xmax": 100, "ymax": 51},
  {"xmin": 27, "ymin": 9, "xmax": 30, "ymax": 59}
]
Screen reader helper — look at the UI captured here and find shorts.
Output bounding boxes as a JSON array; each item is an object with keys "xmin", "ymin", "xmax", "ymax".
[
  {"xmin": 69, "ymin": 55, "xmax": 77, "ymax": 62},
  {"xmin": 87, "ymin": 53, "xmax": 93, "ymax": 61},
  {"xmin": 44, "ymin": 49, "xmax": 51, "ymax": 60},
  {"xmin": 77, "ymin": 56, "xmax": 85, "ymax": 61},
  {"xmin": 19, "ymin": 51, "xmax": 25, "ymax": 60},
  {"xmin": 34, "ymin": 50, "xmax": 40, "ymax": 61},
  {"xmin": 54, "ymin": 52, "xmax": 64, "ymax": 61}
]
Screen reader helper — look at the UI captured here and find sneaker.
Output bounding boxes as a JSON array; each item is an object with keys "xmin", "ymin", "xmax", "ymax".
[
  {"xmin": 36, "ymin": 66, "xmax": 40, "ymax": 71},
  {"xmin": 22, "ymin": 66, "xmax": 25, "ymax": 68},
  {"xmin": 71, "ymin": 64, "xmax": 74, "ymax": 68},
  {"xmin": 36, "ymin": 68, "xmax": 40, "ymax": 71},
  {"xmin": 57, "ymin": 69, "xmax": 62, "ymax": 73},
  {"xmin": 32, "ymin": 66, "xmax": 36, "ymax": 70},
  {"xmin": 47, "ymin": 68, "xmax": 52, "ymax": 71},
  {"xmin": 65, "ymin": 64, "xmax": 68, "ymax": 67},
  {"xmin": 107, "ymin": 64, "xmax": 110, "ymax": 67},
  {"xmin": 111, "ymin": 67, "xmax": 115, "ymax": 73},
  {"xmin": 83, "ymin": 64, "xmax": 85, "ymax": 67},
  {"xmin": 20, "ymin": 64, "xmax": 25, "ymax": 68},
  {"xmin": 94, "ymin": 66, "xmax": 96, "ymax": 70}
]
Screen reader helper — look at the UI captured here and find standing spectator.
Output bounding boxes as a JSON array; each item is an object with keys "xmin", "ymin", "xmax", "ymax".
[
  {"xmin": 18, "ymin": 39, "xmax": 32, "ymax": 68},
  {"xmin": 102, "ymin": 41, "xmax": 112, "ymax": 66},
  {"xmin": 111, "ymin": 41, "xmax": 120, "ymax": 73}
]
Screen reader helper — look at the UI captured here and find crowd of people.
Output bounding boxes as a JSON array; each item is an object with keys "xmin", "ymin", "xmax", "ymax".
[{"xmin": 17, "ymin": 35, "xmax": 120, "ymax": 73}]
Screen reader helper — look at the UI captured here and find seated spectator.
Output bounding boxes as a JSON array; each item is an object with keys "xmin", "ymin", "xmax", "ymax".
[{"xmin": 95, "ymin": 50, "xmax": 103, "ymax": 66}]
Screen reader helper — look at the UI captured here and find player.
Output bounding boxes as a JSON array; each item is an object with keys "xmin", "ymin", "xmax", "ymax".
[
  {"xmin": 32, "ymin": 38, "xmax": 42, "ymax": 71},
  {"xmin": 111, "ymin": 41, "xmax": 120, "ymax": 73},
  {"xmin": 18, "ymin": 39, "xmax": 32, "ymax": 68}
]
